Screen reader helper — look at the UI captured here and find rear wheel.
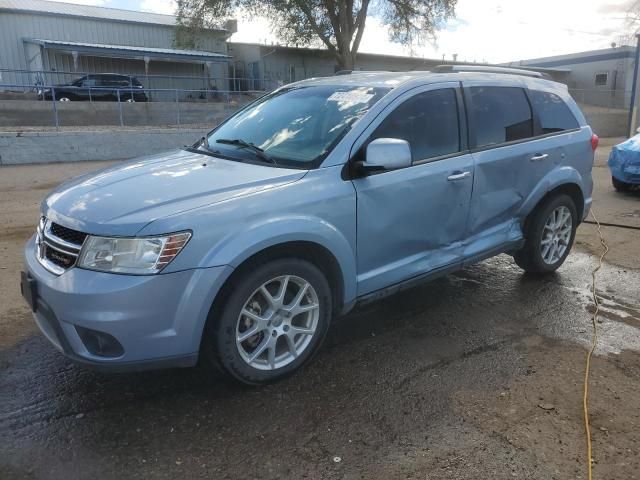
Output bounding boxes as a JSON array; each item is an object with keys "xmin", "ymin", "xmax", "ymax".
[
  {"xmin": 58, "ymin": 96, "xmax": 72, "ymax": 102},
  {"xmin": 204, "ymin": 258, "xmax": 332, "ymax": 385},
  {"xmin": 514, "ymin": 194, "xmax": 577, "ymax": 274}
]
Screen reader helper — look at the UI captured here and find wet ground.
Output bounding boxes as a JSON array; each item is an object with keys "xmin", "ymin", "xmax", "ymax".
[{"xmin": 1, "ymin": 144, "xmax": 639, "ymax": 479}]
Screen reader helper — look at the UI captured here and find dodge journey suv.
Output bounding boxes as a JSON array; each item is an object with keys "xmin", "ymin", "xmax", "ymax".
[{"xmin": 22, "ymin": 67, "xmax": 596, "ymax": 384}]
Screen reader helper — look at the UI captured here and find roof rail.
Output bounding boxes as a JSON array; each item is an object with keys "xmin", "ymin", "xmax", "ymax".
[
  {"xmin": 333, "ymin": 70, "xmax": 392, "ymax": 76},
  {"xmin": 432, "ymin": 64, "xmax": 550, "ymax": 79}
]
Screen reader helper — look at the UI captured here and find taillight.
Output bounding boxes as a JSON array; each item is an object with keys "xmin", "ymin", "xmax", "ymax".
[{"xmin": 591, "ymin": 133, "xmax": 599, "ymax": 151}]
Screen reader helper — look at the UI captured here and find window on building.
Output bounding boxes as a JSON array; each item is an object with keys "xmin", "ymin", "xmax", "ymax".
[
  {"xmin": 370, "ymin": 88, "xmax": 460, "ymax": 162},
  {"xmin": 468, "ymin": 87, "xmax": 534, "ymax": 147},
  {"xmin": 595, "ymin": 72, "xmax": 608, "ymax": 86},
  {"xmin": 529, "ymin": 90, "xmax": 579, "ymax": 134}
]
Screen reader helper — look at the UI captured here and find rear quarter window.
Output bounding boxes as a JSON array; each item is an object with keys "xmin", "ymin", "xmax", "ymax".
[{"xmin": 529, "ymin": 90, "xmax": 579, "ymax": 134}]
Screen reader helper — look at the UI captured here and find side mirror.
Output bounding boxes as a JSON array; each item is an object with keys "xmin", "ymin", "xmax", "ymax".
[{"xmin": 363, "ymin": 138, "xmax": 412, "ymax": 173}]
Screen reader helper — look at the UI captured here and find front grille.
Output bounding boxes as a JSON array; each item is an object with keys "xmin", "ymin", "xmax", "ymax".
[
  {"xmin": 36, "ymin": 217, "xmax": 86, "ymax": 275},
  {"xmin": 50, "ymin": 222, "xmax": 87, "ymax": 246}
]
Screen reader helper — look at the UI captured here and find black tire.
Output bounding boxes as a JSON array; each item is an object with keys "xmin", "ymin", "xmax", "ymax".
[
  {"xmin": 203, "ymin": 258, "xmax": 332, "ymax": 385},
  {"xmin": 612, "ymin": 176, "xmax": 632, "ymax": 192},
  {"xmin": 514, "ymin": 194, "xmax": 578, "ymax": 274}
]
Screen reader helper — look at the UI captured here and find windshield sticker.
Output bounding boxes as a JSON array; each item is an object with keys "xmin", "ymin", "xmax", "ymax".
[{"xmin": 327, "ymin": 91, "xmax": 374, "ymax": 104}]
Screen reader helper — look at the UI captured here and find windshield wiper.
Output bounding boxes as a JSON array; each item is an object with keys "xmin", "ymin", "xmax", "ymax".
[{"xmin": 215, "ymin": 138, "xmax": 277, "ymax": 165}]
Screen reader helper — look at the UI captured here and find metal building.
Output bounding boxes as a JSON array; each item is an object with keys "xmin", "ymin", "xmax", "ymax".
[
  {"xmin": 508, "ymin": 46, "xmax": 636, "ymax": 109},
  {"xmin": 0, "ymin": 0, "xmax": 234, "ymax": 98},
  {"xmin": 228, "ymin": 42, "xmax": 448, "ymax": 90}
]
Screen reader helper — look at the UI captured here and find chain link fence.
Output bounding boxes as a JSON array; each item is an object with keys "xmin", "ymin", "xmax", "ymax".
[
  {"xmin": 0, "ymin": 68, "xmax": 281, "ymax": 129},
  {"xmin": 0, "ymin": 68, "xmax": 633, "ymax": 130}
]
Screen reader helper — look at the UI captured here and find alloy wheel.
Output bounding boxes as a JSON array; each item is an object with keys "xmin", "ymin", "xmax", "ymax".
[
  {"xmin": 235, "ymin": 275, "xmax": 320, "ymax": 370},
  {"xmin": 540, "ymin": 206, "xmax": 572, "ymax": 264}
]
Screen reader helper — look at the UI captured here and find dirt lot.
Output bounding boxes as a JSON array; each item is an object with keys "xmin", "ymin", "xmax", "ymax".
[{"xmin": 0, "ymin": 143, "xmax": 639, "ymax": 480}]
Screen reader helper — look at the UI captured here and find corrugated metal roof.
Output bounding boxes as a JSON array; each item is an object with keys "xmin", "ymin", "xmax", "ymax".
[
  {"xmin": 0, "ymin": 0, "xmax": 225, "ymax": 30},
  {"xmin": 27, "ymin": 38, "xmax": 231, "ymax": 61}
]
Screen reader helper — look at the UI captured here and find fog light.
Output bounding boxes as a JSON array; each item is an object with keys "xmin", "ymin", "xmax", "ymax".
[{"xmin": 75, "ymin": 326, "xmax": 124, "ymax": 358}]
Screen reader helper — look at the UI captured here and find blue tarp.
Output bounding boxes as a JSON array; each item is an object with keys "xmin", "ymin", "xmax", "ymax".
[{"xmin": 608, "ymin": 134, "xmax": 640, "ymax": 185}]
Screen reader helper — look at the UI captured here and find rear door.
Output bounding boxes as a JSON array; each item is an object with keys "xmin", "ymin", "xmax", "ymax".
[
  {"xmin": 462, "ymin": 82, "xmax": 549, "ymax": 259},
  {"xmin": 99, "ymin": 75, "xmax": 124, "ymax": 101}
]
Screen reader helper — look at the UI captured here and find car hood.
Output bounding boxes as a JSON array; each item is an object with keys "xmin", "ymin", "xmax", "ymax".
[{"xmin": 43, "ymin": 149, "xmax": 307, "ymax": 236}]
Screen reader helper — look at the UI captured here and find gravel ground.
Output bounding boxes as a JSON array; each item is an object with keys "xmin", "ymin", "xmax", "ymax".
[{"xmin": 0, "ymin": 142, "xmax": 638, "ymax": 480}]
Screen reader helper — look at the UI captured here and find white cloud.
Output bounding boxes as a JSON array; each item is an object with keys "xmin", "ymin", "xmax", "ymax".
[
  {"xmin": 44, "ymin": 0, "xmax": 108, "ymax": 5},
  {"xmin": 232, "ymin": 0, "xmax": 634, "ymax": 63},
  {"xmin": 42, "ymin": 0, "xmax": 636, "ymax": 62},
  {"xmin": 139, "ymin": 0, "xmax": 176, "ymax": 15}
]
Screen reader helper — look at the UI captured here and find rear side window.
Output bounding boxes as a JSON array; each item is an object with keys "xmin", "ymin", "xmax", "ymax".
[
  {"xmin": 371, "ymin": 88, "xmax": 460, "ymax": 162},
  {"xmin": 529, "ymin": 90, "xmax": 579, "ymax": 134},
  {"xmin": 468, "ymin": 87, "xmax": 533, "ymax": 147},
  {"xmin": 101, "ymin": 76, "xmax": 129, "ymax": 87}
]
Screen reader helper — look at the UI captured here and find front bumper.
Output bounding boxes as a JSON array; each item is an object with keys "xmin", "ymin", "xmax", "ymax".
[{"xmin": 23, "ymin": 236, "xmax": 232, "ymax": 371}]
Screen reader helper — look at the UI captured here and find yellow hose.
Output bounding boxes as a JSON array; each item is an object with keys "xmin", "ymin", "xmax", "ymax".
[{"xmin": 583, "ymin": 209, "xmax": 609, "ymax": 480}]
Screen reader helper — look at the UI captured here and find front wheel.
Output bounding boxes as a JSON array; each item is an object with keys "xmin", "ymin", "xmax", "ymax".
[
  {"xmin": 204, "ymin": 258, "xmax": 332, "ymax": 385},
  {"xmin": 514, "ymin": 194, "xmax": 577, "ymax": 274}
]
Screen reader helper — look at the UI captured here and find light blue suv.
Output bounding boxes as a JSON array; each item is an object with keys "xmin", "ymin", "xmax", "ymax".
[{"xmin": 22, "ymin": 68, "xmax": 596, "ymax": 384}]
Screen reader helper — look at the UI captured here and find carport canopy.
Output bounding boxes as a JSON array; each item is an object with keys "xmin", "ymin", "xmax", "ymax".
[{"xmin": 23, "ymin": 38, "xmax": 231, "ymax": 72}]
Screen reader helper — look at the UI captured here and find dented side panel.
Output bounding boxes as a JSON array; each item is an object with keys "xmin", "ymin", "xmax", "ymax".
[{"xmin": 353, "ymin": 154, "xmax": 474, "ymax": 296}]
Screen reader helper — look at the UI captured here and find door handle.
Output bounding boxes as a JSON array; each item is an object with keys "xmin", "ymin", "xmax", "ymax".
[
  {"xmin": 447, "ymin": 171, "xmax": 471, "ymax": 181},
  {"xmin": 530, "ymin": 153, "xmax": 549, "ymax": 162}
]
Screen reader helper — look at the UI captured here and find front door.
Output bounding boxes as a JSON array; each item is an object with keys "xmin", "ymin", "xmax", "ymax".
[{"xmin": 351, "ymin": 84, "xmax": 474, "ymax": 296}]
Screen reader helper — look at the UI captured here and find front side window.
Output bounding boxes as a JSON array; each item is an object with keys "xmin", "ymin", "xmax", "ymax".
[
  {"xmin": 80, "ymin": 76, "xmax": 98, "ymax": 87},
  {"xmin": 369, "ymin": 88, "xmax": 460, "ymax": 162},
  {"xmin": 469, "ymin": 86, "xmax": 533, "ymax": 147},
  {"xmin": 206, "ymin": 85, "xmax": 389, "ymax": 168},
  {"xmin": 529, "ymin": 90, "xmax": 579, "ymax": 134}
]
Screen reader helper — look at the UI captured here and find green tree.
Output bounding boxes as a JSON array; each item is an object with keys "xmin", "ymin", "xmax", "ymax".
[{"xmin": 176, "ymin": 0, "xmax": 457, "ymax": 71}]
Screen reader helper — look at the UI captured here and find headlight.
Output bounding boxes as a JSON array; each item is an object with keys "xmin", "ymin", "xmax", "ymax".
[{"xmin": 77, "ymin": 232, "xmax": 191, "ymax": 274}]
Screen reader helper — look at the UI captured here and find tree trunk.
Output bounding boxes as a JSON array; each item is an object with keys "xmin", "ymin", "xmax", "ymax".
[{"xmin": 337, "ymin": 51, "xmax": 355, "ymax": 71}]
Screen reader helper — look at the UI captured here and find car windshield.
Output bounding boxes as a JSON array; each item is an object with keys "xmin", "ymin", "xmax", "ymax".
[{"xmin": 206, "ymin": 85, "xmax": 390, "ymax": 168}]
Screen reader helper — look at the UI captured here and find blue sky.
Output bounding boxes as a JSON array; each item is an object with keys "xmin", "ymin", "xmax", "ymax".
[{"xmin": 56, "ymin": 0, "xmax": 636, "ymax": 63}]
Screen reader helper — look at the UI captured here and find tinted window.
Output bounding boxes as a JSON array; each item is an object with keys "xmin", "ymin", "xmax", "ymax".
[
  {"xmin": 529, "ymin": 90, "xmax": 579, "ymax": 134},
  {"xmin": 80, "ymin": 76, "xmax": 98, "ymax": 87},
  {"xmin": 371, "ymin": 88, "xmax": 460, "ymax": 162},
  {"xmin": 101, "ymin": 76, "xmax": 129, "ymax": 87},
  {"xmin": 469, "ymin": 87, "xmax": 533, "ymax": 147}
]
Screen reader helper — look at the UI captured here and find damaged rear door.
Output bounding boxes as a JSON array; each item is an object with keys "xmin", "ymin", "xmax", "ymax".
[
  {"xmin": 462, "ymin": 82, "xmax": 549, "ymax": 259},
  {"xmin": 352, "ymin": 83, "xmax": 473, "ymax": 296}
]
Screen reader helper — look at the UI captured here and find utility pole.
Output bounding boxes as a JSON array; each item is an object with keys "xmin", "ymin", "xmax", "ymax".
[{"xmin": 627, "ymin": 33, "xmax": 640, "ymax": 137}]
